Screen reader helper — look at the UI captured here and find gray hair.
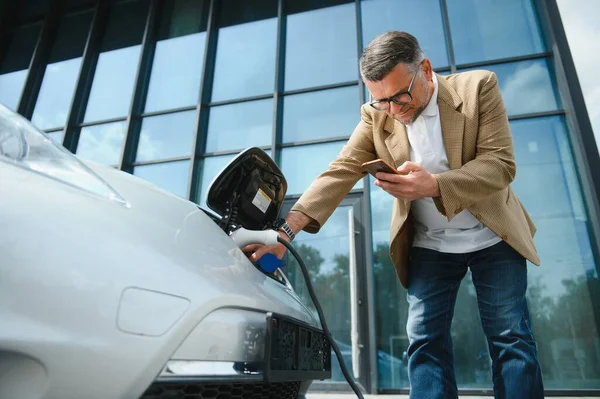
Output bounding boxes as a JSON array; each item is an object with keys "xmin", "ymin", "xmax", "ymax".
[{"xmin": 359, "ymin": 31, "xmax": 425, "ymax": 82}]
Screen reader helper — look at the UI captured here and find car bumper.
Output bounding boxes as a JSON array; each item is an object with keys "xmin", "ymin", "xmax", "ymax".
[{"xmin": 141, "ymin": 311, "xmax": 331, "ymax": 399}]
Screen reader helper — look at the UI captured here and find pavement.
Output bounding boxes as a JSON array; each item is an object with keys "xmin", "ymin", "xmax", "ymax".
[{"xmin": 306, "ymin": 395, "xmax": 597, "ymax": 399}]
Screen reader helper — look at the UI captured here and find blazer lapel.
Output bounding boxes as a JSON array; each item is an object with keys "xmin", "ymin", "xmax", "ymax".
[
  {"xmin": 381, "ymin": 74, "xmax": 464, "ymax": 170},
  {"xmin": 383, "ymin": 116, "xmax": 410, "ymax": 168},
  {"xmin": 437, "ymin": 75, "xmax": 465, "ymax": 170}
]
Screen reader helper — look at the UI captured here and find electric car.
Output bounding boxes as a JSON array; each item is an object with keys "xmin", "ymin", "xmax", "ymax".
[{"xmin": 0, "ymin": 103, "xmax": 331, "ymax": 399}]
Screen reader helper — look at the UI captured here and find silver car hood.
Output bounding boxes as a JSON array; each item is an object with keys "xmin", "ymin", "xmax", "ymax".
[{"xmin": 84, "ymin": 161, "xmax": 318, "ymax": 325}]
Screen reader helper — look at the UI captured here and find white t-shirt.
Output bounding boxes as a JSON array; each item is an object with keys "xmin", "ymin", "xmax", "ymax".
[{"xmin": 405, "ymin": 74, "xmax": 501, "ymax": 253}]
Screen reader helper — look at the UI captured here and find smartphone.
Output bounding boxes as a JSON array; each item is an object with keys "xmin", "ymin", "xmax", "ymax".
[{"xmin": 361, "ymin": 159, "xmax": 399, "ymax": 177}]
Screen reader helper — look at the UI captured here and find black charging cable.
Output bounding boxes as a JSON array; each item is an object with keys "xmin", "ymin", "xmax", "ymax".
[{"xmin": 278, "ymin": 237, "xmax": 365, "ymax": 399}]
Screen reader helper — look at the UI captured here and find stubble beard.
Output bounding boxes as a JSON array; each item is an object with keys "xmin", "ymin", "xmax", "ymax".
[{"xmin": 397, "ymin": 77, "xmax": 431, "ymax": 125}]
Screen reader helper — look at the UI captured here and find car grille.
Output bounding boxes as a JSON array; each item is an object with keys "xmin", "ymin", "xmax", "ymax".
[{"xmin": 140, "ymin": 381, "xmax": 300, "ymax": 399}]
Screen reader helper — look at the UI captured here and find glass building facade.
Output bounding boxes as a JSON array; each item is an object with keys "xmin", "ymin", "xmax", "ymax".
[{"xmin": 1, "ymin": 0, "xmax": 599, "ymax": 395}]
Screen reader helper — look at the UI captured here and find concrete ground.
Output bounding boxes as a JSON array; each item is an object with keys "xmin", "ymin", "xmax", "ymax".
[{"xmin": 306, "ymin": 395, "xmax": 596, "ymax": 399}]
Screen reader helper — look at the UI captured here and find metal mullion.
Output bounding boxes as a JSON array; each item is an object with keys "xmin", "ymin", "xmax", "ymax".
[
  {"xmin": 202, "ymin": 146, "xmax": 271, "ymax": 158},
  {"xmin": 16, "ymin": 0, "xmax": 62, "ymax": 119},
  {"xmin": 271, "ymin": 0, "xmax": 286, "ymax": 165},
  {"xmin": 62, "ymin": 0, "xmax": 109, "ymax": 153},
  {"xmin": 508, "ymin": 109, "xmax": 565, "ymax": 121},
  {"xmin": 133, "ymin": 156, "xmax": 190, "ymax": 167},
  {"xmin": 353, "ymin": 2, "xmax": 378, "ymax": 393},
  {"xmin": 187, "ymin": 0, "xmax": 220, "ymax": 202},
  {"xmin": 439, "ymin": 0, "xmax": 457, "ymax": 74},
  {"xmin": 456, "ymin": 52, "xmax": 552, "ymax": 70},
  {"xmin": 208, "ymin": 93, "xmax": 274, "ymax": 108},
  {"xmin": 78, "ymin": 116, "xmax": 127, "ymax": 128},
  {"xmin": 283, "ymin": 80, "xmax": 358, "ymax": 96},
  {"xmin": 279, "ymin": 136, "xmax": 350, "ymax": 148},
  {"xmin": 353, "ymin": 0, "xmax": 379, "ymax": 394},
  {"xmin": 118, "ymin": 0, "xmax": 160, "ymax": 172},
  {"xmin": 140, "ymin": 105, "xmax": 198, "ymax": 118},
  {"xmin": 434, "ymin": 66, "xmax": 452, "ymax": 73},
  {"xmin": 44, "ymin": 126, "xmax": 65, "ymax": 133},
  {"xmin": 62, "ymin": 4, "xmax": 97, "ymax": 17},
  {"xmin": 354, "ymin": 0, "xmax": 365, "ymax": 105}
]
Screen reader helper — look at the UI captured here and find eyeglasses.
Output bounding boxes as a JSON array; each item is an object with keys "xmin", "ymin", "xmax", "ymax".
[{"xmin": 369, "ymin": 60, "xmax": 424, "ymax": 111}]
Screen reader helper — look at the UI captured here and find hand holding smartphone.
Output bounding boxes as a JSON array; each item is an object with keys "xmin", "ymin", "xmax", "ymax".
[{"xmin": 361, "ymin": 159, "xmax": 400, "ymax": 178}]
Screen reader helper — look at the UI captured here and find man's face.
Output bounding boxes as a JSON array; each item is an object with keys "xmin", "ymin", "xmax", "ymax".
[{"xmin": 365, "ymin": 59, "xmax": 434, "ymax": 125}]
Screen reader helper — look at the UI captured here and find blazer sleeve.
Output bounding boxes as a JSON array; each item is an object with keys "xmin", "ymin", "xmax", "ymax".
[
  {"xmin": 290, "ymin": 104, "xmax": 377, "ymax": 233},
  {"xmin": 433, "ymin": 72, "xmax": 516, "ymax": 220}
]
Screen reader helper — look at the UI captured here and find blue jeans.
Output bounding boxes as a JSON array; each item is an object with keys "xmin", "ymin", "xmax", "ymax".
[{"xmin": 406, "ymin": 241, "xmax": 544, "ymax": 399}]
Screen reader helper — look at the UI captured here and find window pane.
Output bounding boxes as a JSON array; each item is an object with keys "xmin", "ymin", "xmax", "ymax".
[
  {"xmin": 285, "ymin": 3, "xmax": 357, "ymax": 90},
  {"xmin": 281, "ymin": 141, "xmax": 363, "ymax": 196},
  {"xmin": 136, "ymin": 111, "xmax": 196, "ymax": 162},
  {"xmin": 211, "ymin": 0, "xmax": 277, "ymax": 102},
  {"xmin": 447, "ymin": 0, "xmax": 545, "ymax": 65},
  {"xmin": 32, "ymin": 11, "xmax": 93, "ymax": 129},
  {"xmin": 461, "ymin": 59, "xmax": 559, "ymax": 116},
  {"xmin": 84, "ymin": 1, "xmax": 149, "ymax": 122},
  {"xmin": 0, "ymin": 23, "xmax": 41, "ymax": 110},
  {"xmin": 205, "ymin": 99, "xmax": 272, "ymax": 153},
  {"xmin": 133, "ymin": 160, "xmax": 190, "ymax": 198},
  {"xmin": 46, "ymin": 131, "xmax": 64, "ymax": 145},
  {"xmin": 511, "ymin": 117, "xmax": 582, "ymax": 219},
  {"xmin": 197, "ymin": 154, "xmax": 237, "ymax": 208},
  {"xmin": 144, "ymin": 0, "xmax": 209, "ymax": 112},
  {"xmin": 526, "ymin": 219, "xmax": 599, "ymax": 389},
  {"xmin": 361, "ymin": 0, "xmax": 449, "ymax": 69},
  {"xmin": 283, "ymin": 86, "xmax": 359, "ymax": 143},
  {"xmin": 76, "ymin": 121, "xmax": 126, "ymax": 166}
]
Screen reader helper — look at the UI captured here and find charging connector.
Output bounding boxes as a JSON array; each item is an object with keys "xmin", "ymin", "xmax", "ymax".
[{"xmin": 230, "ymin": 227, "xmax": 279, "ymax": 248}]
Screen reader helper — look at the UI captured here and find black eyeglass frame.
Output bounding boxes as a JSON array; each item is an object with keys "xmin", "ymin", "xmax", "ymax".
[{"xmin": 368, "ymin": 60, "xmax": 425, "ymax": 111}]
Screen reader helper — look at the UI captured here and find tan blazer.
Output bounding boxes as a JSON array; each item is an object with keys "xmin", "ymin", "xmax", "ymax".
[{"xmin": 291, "ymin": 70, "xmax": 540, "ymax": 288}]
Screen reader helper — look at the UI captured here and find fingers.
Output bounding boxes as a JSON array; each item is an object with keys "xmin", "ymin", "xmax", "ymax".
[
  {"xmin": 375, "ymin": 171, "xmax": 412, "ymax": 183},
  {"xmin": 242, "ymin": 244, "xmax": 263, "ymax": 253},
  {"xmin": 374, "ymin": 178, "xmax": 415, "ymax": 201},
  {"xmin": 375, "ymin": 177, "xmax": 411, "ymax": 192},
  {"xmin": 248, "ymin": 244, "xmax": 287, "ymax": 262},
  {"xmin": 249, "ymin": 247, "xmax": 268, "ymax": 262},
  {"xmin": 397, "ymin": 161, "xmax": 421, "ymax": 174}
]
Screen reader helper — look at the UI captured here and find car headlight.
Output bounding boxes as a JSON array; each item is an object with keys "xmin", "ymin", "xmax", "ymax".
[{"xmin": 0, "ymin": 104, "xmax": 128, "ymax": 206}]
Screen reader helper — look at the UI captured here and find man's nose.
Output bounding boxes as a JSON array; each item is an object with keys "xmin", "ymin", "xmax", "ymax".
[{"xmin": 389, "ymin": 101, "xmax": 403, "ymax": 114}]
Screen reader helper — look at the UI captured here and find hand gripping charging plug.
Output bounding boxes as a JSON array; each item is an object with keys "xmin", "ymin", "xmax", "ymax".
[
  {"xmin": 229, "ymin": 228, "xmax": 285, "ymax": 273},
  {"xmin": 230, "ymin": 227, "xmax": 279, "ymax": 248}
]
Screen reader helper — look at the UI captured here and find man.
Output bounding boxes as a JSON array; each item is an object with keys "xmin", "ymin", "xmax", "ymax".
[{"xmin": 245, "ymin": 31, "xmax": 544, "ymax": 398}]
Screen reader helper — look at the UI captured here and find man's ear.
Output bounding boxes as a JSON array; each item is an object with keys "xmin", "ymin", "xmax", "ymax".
[{"xmin": 423, "ymin": 58, "xmax": 433, "ymax": 80}]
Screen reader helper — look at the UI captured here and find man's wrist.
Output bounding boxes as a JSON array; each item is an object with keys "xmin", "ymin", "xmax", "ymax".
[
  {"xmin": 273, "ymin": 218, "xmax": 295, "ymax": 242},
  {"xmin": 431, "ymin": 174, "xmax": 441, "ymax": 197},
  {"xmin": 285, "ymin": 210, "xmax": 311, "ymax": 234}
]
